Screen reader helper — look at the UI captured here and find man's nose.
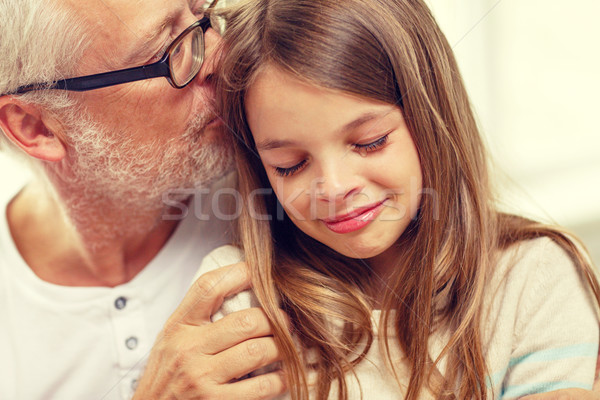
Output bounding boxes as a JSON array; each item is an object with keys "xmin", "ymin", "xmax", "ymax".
[{"xmin": 195, "ymin": 27, "xmax": 223, "ymax": 83}]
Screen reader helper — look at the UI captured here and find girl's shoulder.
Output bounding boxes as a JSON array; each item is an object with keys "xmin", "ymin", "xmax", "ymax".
[
  {"xmin": 483, "ymin": 238, "xmax": 600, "ymax": 397},
  {"xmin": 194, "ymin": 245, "xmax": 259, "ymax": 321},
  {"xmin": 484, "ymin": 235, "xmax": 598, "ymax": 359},
  {"xmin": 492, "ymin": 236, "xmax": 585, "ymax": 286},
  {"xmin": 486, "ymin": 235, "xmax": 597, "ymax": 317},
  {"xmin": 486, "ymin": 235, "xmax": 598, "ymax": 320}
]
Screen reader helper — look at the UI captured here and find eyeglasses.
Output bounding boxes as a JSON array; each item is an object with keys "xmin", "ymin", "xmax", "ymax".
[{"xmin": 9, "ymin": 12, "xmax": 222, "ymax": 94}]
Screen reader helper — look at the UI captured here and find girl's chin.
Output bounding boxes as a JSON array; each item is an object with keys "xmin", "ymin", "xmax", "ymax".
[{"xmin": 327, "ymin": 244, "xmax": 386, "ymax": 260}]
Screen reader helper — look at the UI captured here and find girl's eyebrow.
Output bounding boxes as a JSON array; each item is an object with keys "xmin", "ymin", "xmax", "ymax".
[
  {"xmin": 340, "ymin": 112, "xmax": 383, "ymax": 133},
  {"xmin": 256, "ymin": 139, "xmax": 296, "ymax": 151}
]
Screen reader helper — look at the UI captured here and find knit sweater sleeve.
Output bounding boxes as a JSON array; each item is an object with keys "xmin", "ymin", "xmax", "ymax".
[{"xmin": 491, "ymin": 238, "xmax": 599, "ymax": 399}]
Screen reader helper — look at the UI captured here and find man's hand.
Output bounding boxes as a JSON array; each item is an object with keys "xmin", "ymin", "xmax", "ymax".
[
  {"xmin": 520, "ymin": 389, "xmax": 600, "ymax": 400},
  {"xmin": 133, "ymin": 262, "xmax": 287, "ymax": 399}
]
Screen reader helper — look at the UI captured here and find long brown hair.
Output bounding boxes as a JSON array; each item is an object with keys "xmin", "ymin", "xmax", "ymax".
[{"xmin": 216, "ymin": 0, "xmax": 600, "ymax": 398}]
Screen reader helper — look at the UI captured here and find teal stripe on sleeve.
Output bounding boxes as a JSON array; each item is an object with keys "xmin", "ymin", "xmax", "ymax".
[
  {"xmin": 507, "ymin": 343, "xmax": 598, "ymax": 367},
  {"xmin": 487, "ymin": 367, "xmax": 508, "ymax": 389},
  {"xmin": 486, "ymin": 342, "xmax": 598, "ymax": 390}
]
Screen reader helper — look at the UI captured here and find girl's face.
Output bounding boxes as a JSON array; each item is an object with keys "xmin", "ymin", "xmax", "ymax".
[{"xmin": 245, "ymin": 66, "xmax": 422, "ymax": 272}]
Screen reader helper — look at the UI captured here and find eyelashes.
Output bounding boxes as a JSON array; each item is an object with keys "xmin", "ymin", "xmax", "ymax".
[
  {"xmin": 274, "ymin": 159, "xmax": 307, "ymax": 177},
  {"xmin": 353, "ymin": 133, "xmax": 389, "ymax": 153},
  {"xmin": 271, "ymin": 133, "xmax": 391, "ymax": 178}
]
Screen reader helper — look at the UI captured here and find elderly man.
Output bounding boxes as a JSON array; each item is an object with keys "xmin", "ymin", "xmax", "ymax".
[{"xmin": 0, "ymin": 0, "xmax": 284, "ymax": 399}]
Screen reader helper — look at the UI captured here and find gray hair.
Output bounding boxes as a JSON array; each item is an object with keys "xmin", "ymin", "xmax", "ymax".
[{"xmin": 0, "ymin": 0, "xmax": 89, "ymax": 154}]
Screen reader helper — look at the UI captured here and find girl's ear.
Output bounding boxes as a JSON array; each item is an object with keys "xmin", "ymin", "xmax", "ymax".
[{"xmin": 0, "ymin": 97, "xmax": 67, "ymax": 162}]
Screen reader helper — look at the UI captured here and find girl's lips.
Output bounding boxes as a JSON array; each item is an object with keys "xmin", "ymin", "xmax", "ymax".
[{"xmin": 321, "ymin": 200, "xmax": 386, "ymax": 234}]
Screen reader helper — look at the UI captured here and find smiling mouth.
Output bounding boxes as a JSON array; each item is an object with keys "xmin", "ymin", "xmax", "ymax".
[{"xmin": 321, "ymin": 200, "xmax": 387, "ymax": 234}]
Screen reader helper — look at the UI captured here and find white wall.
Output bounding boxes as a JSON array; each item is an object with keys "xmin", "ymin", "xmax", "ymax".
[
  {"xmin": 427, "ymin": 0, "xmax": 600, "ymax": 261},
  {"xmin": 0, "ymin": 152, "xmax": 31, "ymax": 196}
]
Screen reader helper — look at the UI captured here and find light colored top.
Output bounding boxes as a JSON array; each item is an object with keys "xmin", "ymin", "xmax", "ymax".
[
  {"xmin": 0, "ymin": 176, "xmax": 235, "ymax": 400},
  {"xmin": 196, "ymin": 238, "xmax": 599, "ymax": 399}
]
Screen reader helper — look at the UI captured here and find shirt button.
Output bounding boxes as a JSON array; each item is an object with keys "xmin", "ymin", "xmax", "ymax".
[
  {"xmin": 131, "ymin": 379, "xmax": 138, "ymax": 390},
  {"xmin": 114, "ymin": 297, "xmax": 127, "ymax": 310},
  {"xmin": 125, "ymin": 336, "xmax": 138, "ymax": 350}
]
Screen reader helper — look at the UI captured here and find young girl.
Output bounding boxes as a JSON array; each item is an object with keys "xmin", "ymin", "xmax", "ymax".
[{"xmin": 197, "ymin": 0, "xmax": 600, "ymax": 398}]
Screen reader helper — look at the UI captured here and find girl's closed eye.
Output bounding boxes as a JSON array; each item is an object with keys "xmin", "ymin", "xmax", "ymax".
[
  {"xmin": 270, "ymin": 133, "xmax": 390, "ymax": 177},
  {"xmin": 273, "ymin": 159, "xmax": 307, "ymax": 177},
  {"xmin": 353, "ymin": 132, "xmax": 390, "ymax": 153}
]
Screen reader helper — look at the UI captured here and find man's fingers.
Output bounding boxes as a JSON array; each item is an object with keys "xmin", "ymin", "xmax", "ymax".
[
  {"xmin": 210, "ymin": 336, "xmax": 282, "ymax": 383},
  {"xmin": 135, "ymin": 315, "xmax": 284, "ymax": 400},
  {"xmin": 199, "ymin": 307, "xmax": 279, "ymax": 354},
  {"xmin": 219, "ymin": 370, "xmax": 287, "ymax": 400},
  {"xmin": 167, "ymin": 262, "xmax": 252, "ymax": 326},
  {"xmin": 134, "ymin": 262, "xmax": 293, "ymax": 400}
]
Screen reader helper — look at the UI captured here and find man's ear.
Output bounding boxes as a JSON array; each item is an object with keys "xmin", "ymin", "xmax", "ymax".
[{"xmin": 0, "ymin": 97, "xmax": 67, "ymax": 162}]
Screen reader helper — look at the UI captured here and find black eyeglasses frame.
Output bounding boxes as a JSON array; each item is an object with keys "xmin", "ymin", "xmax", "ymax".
[{"xmin": 10, "ymin": 17, "xmax": 212, "ymax": 95}]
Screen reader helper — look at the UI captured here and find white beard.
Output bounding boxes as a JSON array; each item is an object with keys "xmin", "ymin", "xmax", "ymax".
[{"xmin": 48, "ymin": 106, "xmax": 234, "ymax": 241}]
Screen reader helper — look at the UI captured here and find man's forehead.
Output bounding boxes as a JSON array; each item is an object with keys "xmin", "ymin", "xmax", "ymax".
[
  {"xmin": 62, "ymin": 0, "xmax": 198, "ymax": 70},
  {"xmin": 65, "ymin": 0, "xmax": 181, "ymax": 36},
  {"xmin": 80, "ymin": 2, "xmax": 210, "ymax": 45}
]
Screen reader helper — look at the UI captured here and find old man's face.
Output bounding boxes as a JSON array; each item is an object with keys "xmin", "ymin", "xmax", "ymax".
[{"xmin": 54, "ymin": 0, "xmax": 232, "ymax": 212}]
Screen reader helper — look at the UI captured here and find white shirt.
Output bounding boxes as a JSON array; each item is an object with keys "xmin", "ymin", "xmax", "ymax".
[{"xmin": 0, "ymin": 176, "xmax": 235, "ymax": 400}]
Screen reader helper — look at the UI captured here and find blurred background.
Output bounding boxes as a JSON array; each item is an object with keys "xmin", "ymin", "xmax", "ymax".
[
  {"xmin": 1, "ymin": 0, "xmax": 599, "ymax": 262},
  {"xmin": 427, "ymin": 0, "xmax": 600, "ymax": 263}
]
